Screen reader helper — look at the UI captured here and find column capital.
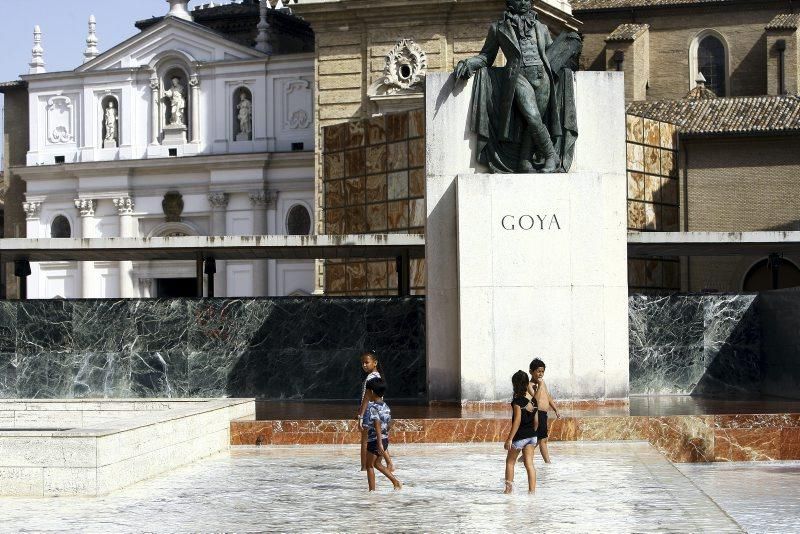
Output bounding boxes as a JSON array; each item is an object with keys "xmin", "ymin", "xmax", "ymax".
[
  {"xmin": 249, "ymin": 190, "xmax": 277, "ymax": 208},
  {"xmin": 23, "ymin": 201, "xmax": 42, "ymax": 220},
  {"xmin": 113, "ymin": 196, "xmax": 135, "ymax": 215},
  {"xmin": 149, "ymin": 73, "xmax": 160, "ymax": 91},
  {"xmin": 74, "ymin": 198, "xmax": 97, "ymax": 217},
  {"xmin": 208, "ymin": 191, "xmax": 229, "ymax": 209},
  {"xmin": 189, "ymin": 73, "xmax": 200, "ymax": 88}
]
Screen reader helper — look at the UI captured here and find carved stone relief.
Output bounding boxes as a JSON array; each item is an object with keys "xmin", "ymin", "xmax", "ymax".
[
  {"xmin": 46, "ymin": 96, "xmax": 76, "ymax": 144},
  {"xmin": 283, "ymin": 79, "xmax": 311, "ymax": 130},
  {"xmin": 368, "ymin": 39, "xmax": 427, "ymax": 97},
  {"xmin": 162, "ymin": 191, "xmax": 184, "ymax": 222}
]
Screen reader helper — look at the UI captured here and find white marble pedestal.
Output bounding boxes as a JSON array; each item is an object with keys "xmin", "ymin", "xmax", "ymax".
[
  {"xmin": 163, "ymin": 124, "xmax": 187, "ymax": 145},
  {"xmin": 425, "ymin": 71, "xmax": 629, "ymax": 401}
]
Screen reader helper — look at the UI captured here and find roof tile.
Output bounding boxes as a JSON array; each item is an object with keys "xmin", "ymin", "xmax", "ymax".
[{"xmin": 606, "ymin": 23, "xmax": 650, "ymax": 41}]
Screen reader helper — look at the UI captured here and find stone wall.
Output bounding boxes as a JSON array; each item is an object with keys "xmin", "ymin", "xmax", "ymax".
[
  {"xmin": 577, "ymin": 2, "xmax": 787, "ymax": 100},
  {"xmin": 0, "ymin": 297, "xmax": 426, "ymax": 401}
]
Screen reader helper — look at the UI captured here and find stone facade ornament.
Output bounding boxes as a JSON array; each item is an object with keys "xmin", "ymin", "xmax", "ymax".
[
  {"xmin": 23, "ymin": 201, "xmax": 42, "ymax": 220},
  {"xmin": 164, "ymin": 76, "xmax": 186, "ymax": 126},
  {"xmin": 113, "ymin": 196, "xmax": 134, "ymax": 214},
  {"xmin": 255, "ymin": 0, "xmax": 273, "ymax": 55},
  {"xmin": 29, "ymin": 25, "xmax": 45, "ymax": 75},
  {"xmin": 162, "ymin": 191, "xmax": 184, "ymax": 222},
  {"xmin": 369, "ymin": 39, "xmax": 427, "ymax": 97},
  {"xmin": 208, "ymin": 192, "xmax": 229, "ymax": 209},
  {"xmin": 74, "ymin": 199, "xmax": 97, "ymax": 217},
  {"xmin": 236, "ymin": 92, "xmax": 253, "ymax": 141},
  {"xmin": 103, "ymin": 100, "xmax": 118, "ymax": 148},
  {"xmin": 249, "ymin": 190, "xmax": 277, "ymax": 208},
  {"xmin": 83, "ymin": 15, "xmax": 99, "ymax": 63},
  {"xmin": 47, "ymin": 96, "xmax": 75, "ymax": 144}
]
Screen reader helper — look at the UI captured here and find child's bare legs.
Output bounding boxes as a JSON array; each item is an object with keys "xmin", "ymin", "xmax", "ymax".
[
  {"xmin": 360, "ymin": 428, "xmax": 368, "ymax": 471},
  {"xmin": 522, "ymin": 445, "xmax": 536, "ymax": 493},
  {"xmin": 366, "ymin": 452, "xmax": 402, "ymax": 491},
  {"xmin": 382, "ymin": 448, "xmax": 395, "ymax": 472},
  {"xmin": 504, "ymin": 448, "xmax": 521, "ymax": 494},
  {"xmin": 539, "ymin": 438, "xmax": 551, "ymax": 463}
]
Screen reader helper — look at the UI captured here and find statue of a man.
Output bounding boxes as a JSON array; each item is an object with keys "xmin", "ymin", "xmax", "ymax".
[
  {"xmin": 455, "ymin": 0, "xmax": 580, "ymax": 174},
  {"xmin": 164, "ymin": 76, "xmax": 186, "ymax": 126},
  {"xmin": 104, "ymin": 100, "xmax": 118, "ymax": 145},
  {"xmin": 237, "ymin": 92, "xmax": 253, "ymax": 138}
]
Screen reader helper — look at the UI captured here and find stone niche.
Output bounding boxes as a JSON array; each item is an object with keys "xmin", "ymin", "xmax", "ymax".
[{"xmin": 425, "ymin": 71, "xmax": 629, "ymax": 401}]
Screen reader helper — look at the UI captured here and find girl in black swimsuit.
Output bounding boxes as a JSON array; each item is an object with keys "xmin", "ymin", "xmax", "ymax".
[{"xmin": 503, "ymin": 370, "xmax": 539, "ymax": 494}]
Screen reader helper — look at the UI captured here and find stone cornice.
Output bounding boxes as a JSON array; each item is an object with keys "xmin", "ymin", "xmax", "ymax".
[
  {"xmin": 12, "ymin": 151, "xmax": 314, "ymax": 180},
  {"xmin": 293, "ymin": 0, "xmax": 581, "ymax": 31}
]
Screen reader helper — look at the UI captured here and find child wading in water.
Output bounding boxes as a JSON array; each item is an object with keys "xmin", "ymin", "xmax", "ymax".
[
  {"xmin": 357, "ymin": 351, "xmax": 383, "ymax": 471},
  {"xmin": 363, "ymin": 378, "xmax": 402, "ymax": 491},
  {"xmin": 504, "ymin": 370, "xmax": 538, "ymax": 494},
  {"xmin": 528, "ymin": 358, "xmax": 560, "ymax": 463}
]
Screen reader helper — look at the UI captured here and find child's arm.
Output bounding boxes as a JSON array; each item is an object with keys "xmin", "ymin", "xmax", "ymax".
[
  {"xmin": 545, "ymin": 381, "xmax": 560, "ymax": 418},
  {"xmin": 357, "ymin": 394, "xmax": 368, "ymax": 419},
  {"xmin": 505, "ymin": 404, "xmax": 521, "ymax": 450}
]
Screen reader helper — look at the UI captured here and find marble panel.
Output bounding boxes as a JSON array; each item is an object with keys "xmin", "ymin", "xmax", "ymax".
[
  {"xmin": 345, "ymin": 206, "xmax": 367, "ymax": 233},
  {"xmin": 366, "ymin": 203, "xmax": 387, "ymax": 232},
  {"xmin": 387, "ymin": 141, "xmax": 409, "ymax": 171},
  {"xmin": 627, "ymin": 172, "xmax": 644, "ymax": 201},
  {"xmin": 662, "ymin": 205, "xmax": 679, "ymax": 231},
  {"xmin": 660, "ymin": 149, "xmax": 676, "ymax": 177},
  {"xmin": 659, "ymin": 122, "xmax": 676, "ymax": 149},
  {"xmin": 408, "ymin": 108, "xmax": 425, "ymax": 138},
  {"xmin": 323, "ymin": 123, "xmax": 345, "ymax": 153},
  {"xmin": 409, "ymin": 198, "xmax": 426, "ymax": 228},
  {"xmin": 367, "ymin": 116, "xmax": 386, "ymax": 145},
  {"xmin": 643, "ymin": 118, "xmax": 660, "ymax": 146},
  {"xmin": 387, "ymin": 200, "xmax": 408, "ymax": 230},
  {"xmin": 366, "ymin": 174, "xmax": 387, "ymax": 203},
  {"xmin": 644, "ymin": 146, "xmax": 660, "ymax": 175},
  {"xmin": 325, "ymin": 179, "xmax": 344, "ymax": 210},
  {"xmin": 0, "ymin": 303, "xmax": 17, "ymax": 354},
  {"xmin": 409, "ymin": 137, "xmax": 425, "ymax": 168},
  {"xmin": 323, "ymin": 152, "xmax": 344, "ymax": 181},
  {"xmin": 344, "ymin": 148, "xmax": 366, "ymax": 178},
  {"xmin": 661, "ymin": 176, "xmax": 678, "ymax": 205},
  {"xmin": 325, "ymin": 208, "xmax": 345, "ymax": 234},
  {"xmin": 325, "ymin": 262, "xmax": 346, "ymax": 292},
  {"xmin": 346, "ymin": 262, "xmax": 367, "ymax": 291},
  {"xmin": 367, "ymin": 261, "xmax": 388, "ymax": 289},
  {"xmin": 409, "ymin": 168, "xmax": 425, "ymax": 197},
  {"xmin": 344, "ymin": 177, "xmax": 365, "ymax": 206},
  {"xmin": 644, "ymin": 174, "xmax": 661, "ymax": 203},
  {"xmin": 346, "ymin": 120, "xmax": 365, "ymax": 148},
  {"xmin": 627, "ymin": 143, "xmax": 644, "ymax": 172},
  {"xmin": 365, "ymin": 144, "xmax": 387, "ymax": 174},
  {"xmin": 386, "ymin": 112, "xmax": 408, "ymax": 142},
  {"xmin": 644, "ymin": 203, "xmax": 659, "ymax": 230},
  {"xmin": 628, "ymin": 200, "xmax": 646, "ymax": 229},
  {"xmin": 626, "ymin": 114, "xmax": 643, "ymax": 144},
  {"xmin": 388, "ymin": 171, "xmax": 409, "ymax": 200}
]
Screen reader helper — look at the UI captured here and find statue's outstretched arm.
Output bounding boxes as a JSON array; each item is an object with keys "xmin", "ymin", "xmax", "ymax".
[{"xmin": 455, "ymin": 25, "xmax": 499, "ymax": 80}]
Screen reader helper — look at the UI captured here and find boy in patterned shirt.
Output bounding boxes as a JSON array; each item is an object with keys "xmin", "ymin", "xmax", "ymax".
[{"xmin": 363, "ymin": 377, "xmax": 402, "ymax": 491}]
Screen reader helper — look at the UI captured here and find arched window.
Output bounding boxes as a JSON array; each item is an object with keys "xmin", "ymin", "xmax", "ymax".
[
  {"xmin": 51, "ymin": 215, "xmax": 71, "ymax": 238},
  {"xmin": 698, "ymin": 36, "xmax": 726, "ymax": 96},
  {"xmin": 233, "ymin": 87, "xmax": 253, "ymax": 142},
  {"xmin": 743, "ymin": 257, "xmax": 800, "ymax": 291},
  {"xmin": 286, "ymin": 204, "xmax": 311, "ymax": 235},
  {"xmin": 689, "ymin": 30, "xmax": 729, "ymax": 96}
]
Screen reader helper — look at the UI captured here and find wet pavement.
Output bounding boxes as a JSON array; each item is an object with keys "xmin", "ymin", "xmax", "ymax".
[{"xmin": 0, "ymin": 442, "xmax": 774, "ymax": 533}]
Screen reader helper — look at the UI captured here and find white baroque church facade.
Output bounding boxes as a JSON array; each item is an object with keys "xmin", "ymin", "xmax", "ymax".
[{"xmin": 16, "ymin": 0, "xmax": 314, "ymax": 298}]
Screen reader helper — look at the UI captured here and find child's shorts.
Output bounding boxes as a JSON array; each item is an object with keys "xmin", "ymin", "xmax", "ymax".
[
  {"xmin": 512, "ymin": 436, "xmax": 538, "ymax": 450},
  {"xmin": 367, "ymin": 438, "xmax": 389, "ymax": 456},
  {"xmin": 537, "ymin": 412, "xmax": 549, "ymax": 439}
]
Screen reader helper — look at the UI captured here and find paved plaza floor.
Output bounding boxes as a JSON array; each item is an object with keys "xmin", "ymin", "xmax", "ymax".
[{"xmin": 1, "ymin": 442, "xmax": 796, "ymax": 533}]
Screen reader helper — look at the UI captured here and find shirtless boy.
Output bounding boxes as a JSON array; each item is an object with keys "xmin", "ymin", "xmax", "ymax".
[{"xmin": 528, "ymin": 358, "xmax": 560, "ymax": 463}]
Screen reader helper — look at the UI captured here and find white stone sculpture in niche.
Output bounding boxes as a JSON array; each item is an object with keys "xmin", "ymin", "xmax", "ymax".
[
  {"xmin": 46, "ymin": 96, "xmax": 75, "ymax": 144},
  {"xmin": 102, "ymin": 98, "xmax": 118, "ymax": 148},
  {"xmin": 164, "ymin": 76, "xmax": 186, "ymax": 126},
  {"xmin": 283, "ymin": 79, "xmax": 311, "ymax": 130},
  {"xmin": 162, "ymin": 73, "xmax": 188, "ymax": 145},
  {"xmin": 368, "ymin": 39, "xmax": 427, "ymax": 97},
  {"xmin": 234, "ymin": 88, "xmax": 253, "ymax": 141}
]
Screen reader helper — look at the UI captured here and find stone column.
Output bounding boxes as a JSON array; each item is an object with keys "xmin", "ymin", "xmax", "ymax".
[
  {"xmin": 74, "ymin": 198, "xmax": 97, "ymax": 298},
  {"xmin": 113, "ymin": 196, "xmax": 135, "ymax": 298},
  {"xmin": 249, "ymin": 190, "xmax": 274, "ymax": 296},
  {"xmin": 208, "ymin": 192, "xmax": 229, "ymax": 297},
  {"xmin": 189, "ymin": 73, "xmax": 200, "ymax": 143},
  {"xmin": 22, "ymin": 202, "xmax": 42, "ymax": 299},
  {"xmin": 149, "ymin": 74, "xmax": 160, "ymax": 145}
]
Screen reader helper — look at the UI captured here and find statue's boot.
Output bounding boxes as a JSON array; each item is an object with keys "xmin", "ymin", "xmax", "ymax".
[
  {"xmin": 517, "ymin": 131, "xmax": 536, "ymax": 173},
  {"xmin": 533, "ymin": 123, "xmax": 559, "ymax": 173}
]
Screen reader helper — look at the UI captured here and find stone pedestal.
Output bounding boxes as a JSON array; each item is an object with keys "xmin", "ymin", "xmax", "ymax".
[
  {"xmin": 235, "ymin": 132, "xmax": 251, "ymax": 142},
  {"xmin": 103, "ymin": 139, "xmax": 117, "ymax": 149},
  {"xmin": 425, "ymin": 71, "xmax": 629, "ymax": 401},
  {"xmin": 162, "ymin": 124, "xmax": 187, "ymax": 146}
]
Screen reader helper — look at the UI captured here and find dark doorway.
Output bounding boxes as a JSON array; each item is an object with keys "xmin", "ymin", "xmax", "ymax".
[
  {"xmin": 156, "ymin": 278, "xmax": 197, "ymax": 298},
  {"xmin": 743, "ymin": 258, "xmax": 800, "ymax": 291}
]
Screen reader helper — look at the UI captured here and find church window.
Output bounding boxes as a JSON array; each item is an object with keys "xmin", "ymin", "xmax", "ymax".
[
  {"xmin": 286, "ymin": 204, "xmax": 311, "ymax": 235},
  {"xmin": 698, "ymin": 36, "xmax": 726, "ymax": 96},
  {"xmin": 51, "ymin": 215, "xmax": 71, "ymax": 238}
]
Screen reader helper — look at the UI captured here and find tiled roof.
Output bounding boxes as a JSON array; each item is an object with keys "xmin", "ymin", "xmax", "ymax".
[
  {"xmin": 606, "ymin": 23, "xmax": 650, "ymax": 41},
  {"xmin": 573, "ymin": 0, "xmax": 733, "ymax": 11},
  {"xmin": 627, "ymin": 95, "xmax": 800, "ymax": 135},
  {"xmin": 766, "ymin": 13, "xmax": 800, "ymax": 30}
]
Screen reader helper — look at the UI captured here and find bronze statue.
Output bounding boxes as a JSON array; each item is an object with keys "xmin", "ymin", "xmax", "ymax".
[{"xmin": 455, "ymin": 0, "xmax": 582, "ymax": 174}]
